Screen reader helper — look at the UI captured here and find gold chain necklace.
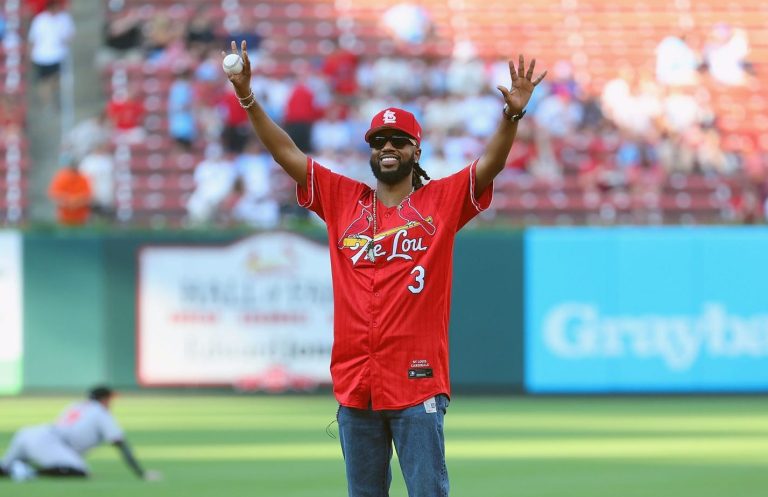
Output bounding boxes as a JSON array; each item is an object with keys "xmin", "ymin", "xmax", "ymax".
[{"xmin": 366, "ymin": 188, "xmax": 414, "ymax": 263}]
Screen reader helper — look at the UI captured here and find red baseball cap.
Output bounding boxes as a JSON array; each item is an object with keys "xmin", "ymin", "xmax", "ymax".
[{"xmin": 364, "ymin": 108, "xmax": 422, "ymax": 145}]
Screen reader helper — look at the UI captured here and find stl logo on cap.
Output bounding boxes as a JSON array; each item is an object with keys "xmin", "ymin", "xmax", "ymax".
[{"xmin": 365, "ymin": 107, "xmax": 422, "ymax": 145}]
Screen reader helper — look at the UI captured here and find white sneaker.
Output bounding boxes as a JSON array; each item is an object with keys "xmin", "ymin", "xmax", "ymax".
[{"xmin": 9, "ymin": 461, "xmax": 37, "ymax": 482}]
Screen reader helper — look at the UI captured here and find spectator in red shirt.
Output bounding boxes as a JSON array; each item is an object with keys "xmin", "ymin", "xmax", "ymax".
[
  {"xmin": 283, "ymin": 77, "xmax": 322, "ymax": 153},
  {"xmin": 322, "ymin": 42, "xmax": 358, "ymax": 97},
  {"xmin": 218, "ymin": 85, "xmax": 251, "ymax": 154},
  {"xmin": 106, "ymin": 88, "xmax": 145, "ymax": 144},
  {"xmin": 505, "ymin": 126, "xmax": 537, "ymax": 173},
  {"xmin": 224, "ymin": 40, "xmax": 546, "ymax": 497}
]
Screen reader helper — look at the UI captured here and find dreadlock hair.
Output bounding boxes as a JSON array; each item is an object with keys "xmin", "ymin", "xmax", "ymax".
[{"xmin": 412, "ymin": 162, "xmax": 430, "ymax": 190}]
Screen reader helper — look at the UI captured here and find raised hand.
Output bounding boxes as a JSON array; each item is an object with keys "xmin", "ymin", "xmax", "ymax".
[
  {"xmin": 222, "ymin": 40, "xmax": 252, "ymax": 97},
  {"xmin": 496, "ymin": 55, "xmax": 547, "ymax": 116}
]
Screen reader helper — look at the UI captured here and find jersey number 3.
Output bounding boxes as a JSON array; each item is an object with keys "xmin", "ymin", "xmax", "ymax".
[{"xmin": 408, "ymin": 265, "xmax": 425, "ymax": 294}]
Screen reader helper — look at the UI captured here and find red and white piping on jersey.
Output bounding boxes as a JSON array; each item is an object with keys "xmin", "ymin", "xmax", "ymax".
[
  {"xmin": 468, "ymin": 159, "xmax": 489, "ymax": 212},
  {"xmin": 297, "ymin": 157, "xmax": 316, "ymax": 208}
]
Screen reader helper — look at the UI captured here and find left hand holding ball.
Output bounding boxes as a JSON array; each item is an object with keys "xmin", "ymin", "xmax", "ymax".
[{"xmin": 222, "ymin": 53, "xmax": 244, "ymax": 75}]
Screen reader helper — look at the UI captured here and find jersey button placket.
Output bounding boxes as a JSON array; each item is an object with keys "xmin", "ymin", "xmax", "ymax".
[
  {"xmin": 370, "ymin": 282, "xmax": 381, "ymax": 333},
  {"xmin": 369, "ymin": 274, "xmax": 382, "ymax": 404}
]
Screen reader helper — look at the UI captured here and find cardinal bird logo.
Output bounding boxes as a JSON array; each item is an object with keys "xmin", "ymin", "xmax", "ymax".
[
  {"xmin": 338, "ymin": 199, "xmax": 373, "ymax": 250},
  {"xmin": 398, "ymin": 198, "xmax": 435, "ymax": 235}
]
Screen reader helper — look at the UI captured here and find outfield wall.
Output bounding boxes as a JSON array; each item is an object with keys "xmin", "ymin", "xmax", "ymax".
[
  {"xmin": 4, "ymin": 227, "xmax": 767, "ymax": 394},
  {"xmin": 524, "ymin": 227, "xmax": 768, "ymax": 393},
  {"xmin": 13, "ymin": 229, "xmax": 524, "ymax": 393},
  {"xmin": 0, "ymin": 232, "xmax": 23, "ymax": 395}
]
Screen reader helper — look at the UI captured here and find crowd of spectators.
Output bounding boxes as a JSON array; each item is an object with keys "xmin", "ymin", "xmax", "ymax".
[{"xmin": 45, "ymin": 1, "xmax": 768, "ymax": 227}]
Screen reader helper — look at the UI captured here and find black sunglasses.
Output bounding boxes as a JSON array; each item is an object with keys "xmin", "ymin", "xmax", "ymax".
[{"xmin": 369, "ymin": 134, "xmax": 416, "ymax": 150}]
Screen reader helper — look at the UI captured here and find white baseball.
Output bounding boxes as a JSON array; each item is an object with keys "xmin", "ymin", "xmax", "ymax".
[{"xmin": 222, "ymin": 53, "xmax": 244, "ymax": 75}]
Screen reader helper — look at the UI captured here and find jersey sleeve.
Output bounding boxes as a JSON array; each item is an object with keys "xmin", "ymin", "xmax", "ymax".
[
  {"xmin": 296, "ymin": 157, "xmax": 367, "ymax": 222},
  {"xmin": 433, "ymin": 160, "xmax": 493, "ymax": 231},
  {"xmin": 98, "ymin": 410, "xmax": 125, "ymax": 443}
]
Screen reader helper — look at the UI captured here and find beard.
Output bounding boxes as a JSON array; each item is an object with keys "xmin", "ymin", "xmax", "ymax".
[{"xmin": 369, "ymin": 154, "xmax": 416, "ymax": 186}]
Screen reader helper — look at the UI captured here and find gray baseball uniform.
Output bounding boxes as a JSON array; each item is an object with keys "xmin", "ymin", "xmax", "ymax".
[{"xmin": 1, "ymin": 400, "xmax": 124, "ymax": 472}]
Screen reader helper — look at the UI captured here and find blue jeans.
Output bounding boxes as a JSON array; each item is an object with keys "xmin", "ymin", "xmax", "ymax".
[{"xmin": 337, "ymin": 395, "xmax": 450, "ymax": 497}]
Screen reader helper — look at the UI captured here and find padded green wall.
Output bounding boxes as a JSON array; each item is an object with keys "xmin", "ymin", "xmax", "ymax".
[
  {"xmin": 450, "ymin": 231, "xmax": 524, "ymax": 392},
  {"xmin": 21, "ymin": 230, "xmax": 525, "ymax": 392},
  {"xmin": 23, "ymin": 233, "xmax": 107, "ymax": 389}
]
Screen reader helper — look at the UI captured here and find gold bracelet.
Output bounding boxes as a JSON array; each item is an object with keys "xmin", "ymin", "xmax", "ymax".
[
  {"xmin": 239, "ymin": 94, "xmax": 256, "ymax": 109},
  {"xmin": 236, "ymin": 90, "xmax": 254, "ymax": 102}
]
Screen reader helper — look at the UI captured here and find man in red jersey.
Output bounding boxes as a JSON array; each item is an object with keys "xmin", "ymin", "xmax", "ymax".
[{"xmin": 223, "ymin": 40, "xmax": 545, "ymax": 497}]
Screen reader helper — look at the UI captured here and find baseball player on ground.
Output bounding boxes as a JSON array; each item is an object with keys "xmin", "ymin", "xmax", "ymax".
[
  {"xmin": 0, "ymin": 386, "xmax": 161, "ymax": 482},
  {"xmin": 224, "ymin": 40, "xmax": 545, "ymax": 497}
]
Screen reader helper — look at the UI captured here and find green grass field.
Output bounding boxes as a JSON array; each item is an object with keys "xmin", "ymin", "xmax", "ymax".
[{"xmin": 0, "ymin": 395, "xmax": 766, "ymax": 496}]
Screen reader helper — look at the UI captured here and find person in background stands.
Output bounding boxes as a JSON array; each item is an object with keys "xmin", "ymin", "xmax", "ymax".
[
  {"xmin": 48, "ymin": 154, "xmax": 92, "ymax": 226},
  {"xmin": 27, "ymin": 0, "xmax": 75, "ymax": 107}
]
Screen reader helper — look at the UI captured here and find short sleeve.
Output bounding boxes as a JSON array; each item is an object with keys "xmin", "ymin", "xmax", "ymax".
[
  {"xmin": 464, "ymin": 160, "xmax": 493, "ymax": 222},
  {"xmin": 296, "ymin": 157, "xmax": 368, "ymax": 222},
  {"xmin": 99, "ymin": 410, "xmax": 124, "ymax": 443},
  {"xmin": 430, "ymin": 160, "xmax": 493, "ymax": 231}
]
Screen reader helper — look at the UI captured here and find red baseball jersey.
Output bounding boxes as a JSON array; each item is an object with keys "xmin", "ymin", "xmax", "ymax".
[{"xmin": 297, "ymin": 157, "xmax": 492, "ymax": 410}]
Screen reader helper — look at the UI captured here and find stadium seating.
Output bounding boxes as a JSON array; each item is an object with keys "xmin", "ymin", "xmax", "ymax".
[
  {"xmin": 0, "ymin": 0, "xmax": 28, "ymax": 225},
  {"xmin": 101, "ymin": 0, "xmax": 767, "ymax": 226}
]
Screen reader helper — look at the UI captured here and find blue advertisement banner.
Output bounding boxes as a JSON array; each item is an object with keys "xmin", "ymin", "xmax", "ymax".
[{"xmin": 525, "ymin": 227, "xmax": 768, "ymax": 393}]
